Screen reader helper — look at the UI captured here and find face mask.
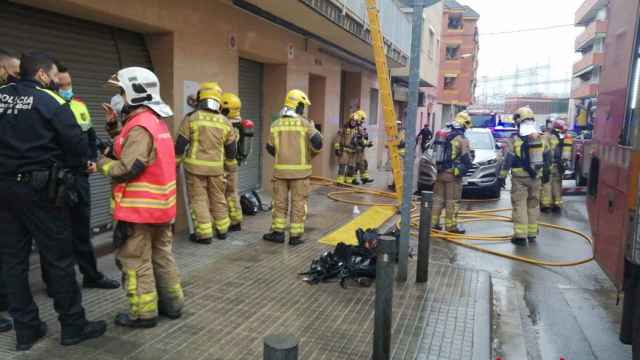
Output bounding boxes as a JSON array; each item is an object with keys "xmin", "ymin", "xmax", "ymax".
[
  {"xmin": 110, "ymin": 94, "xmax": 126, "ymax": 116},
  {"xmin": 59, "ymin": 88, "xmax": 73, "ymax": 101}
]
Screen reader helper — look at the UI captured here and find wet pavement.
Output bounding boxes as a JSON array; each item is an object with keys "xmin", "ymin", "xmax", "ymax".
[
  {"xmin": 439, "ymin": 181, "xmax": 632, "ymax": 360},
  {"xmin": 0, "ymin": 185, "xmax": 490, "ymax": 360}
]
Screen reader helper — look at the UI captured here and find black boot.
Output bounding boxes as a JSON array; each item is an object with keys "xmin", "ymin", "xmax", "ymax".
[
  {"xmin": 352, "ymin": 179, "xmax": 361, "ymax": 186},
  {"xmin": 16, "ymin": 322, "xmax": 46, "ymax": 351},
  {"xmin": 190, "ymin": 236, "xmax": 212, "ymax": 245},
  {"xmin": 527, "ymin": 236, "xmax": 537, "ymax": 243},
  {"xmin": 511, "ymin": 237, "xmax": 527, "ymax": 246},
  {"xmin": 551, "ymin": 205, "xmax": 562, "ymax": 213},
  {"xmin": 61, "ymin": 320, "xmax": 107, "ymax": 346},
  {"xmin": 289, "ymin": 236, "xmax": 305, "ymax": 246},
  {"xmin": 159, "ymin": 308, "xmax": 182, "ymax": 320},
  {"xmin": 362, "ymin": 178, "xmax": 374, "ymax": 184},
  {"xmin": 540, "ymin": 206, "xmax": 551, "ymax": 213},
  {"xmin": 432, "ymin": 224, "xmax": 443, "ymax": 231},
  {"xmin": 229, "ymin": 223, "xmax": 242, "ymax": 232},
  {"xmin": 0, "ymin": 317, "xmax": 11, "ymax": 333},
  {"xmin": 447, "ymin": 226, "xmax": 466, "ymax": 234},
  {"xmin": 83, "ymin": 275, "xmax": 120, "ymax": 290},
  {"xmin": 216, "ymin": 232, "xmax": 227, "ymax": 240},
  {"xmin": 114, "ymin": 313, "xmax": 157, "ymax": 329},
  {"xmin": 263, "ymin": 231, "xmax": 285, "ymax": 243}
]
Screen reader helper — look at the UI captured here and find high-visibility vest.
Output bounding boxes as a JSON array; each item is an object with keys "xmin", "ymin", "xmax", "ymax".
[
  {"xmin": 113, "ymin": 110, "xmax": 177, "ymax": 224},
  {"xmin": 69, "ymin": 99, "xmax": 92, "ymax": 131}
]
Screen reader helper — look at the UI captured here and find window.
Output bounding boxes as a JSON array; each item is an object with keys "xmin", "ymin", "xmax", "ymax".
[
  {"xmin": 428, "ymin": 29, "xmax": 435, "ymax": 59},
  {"xmin": 369, "ymin": 88, "xmax": 379, "ymax": 125},
  {"xmin": 446, "ymin": 44, "xmax": 460, "ymax": 60},
  {"xmin": 448, "ymin": 14, "xmax": 463, "ymax": 30},
  {"xmin": 444, "ymin": 76, "xmax": 457, "ymax": 90}
]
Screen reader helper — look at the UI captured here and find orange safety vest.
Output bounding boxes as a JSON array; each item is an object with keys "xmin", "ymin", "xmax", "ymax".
[{"xmin": 112, "ymin": 110, "xmax": 177, "ymax": 224}]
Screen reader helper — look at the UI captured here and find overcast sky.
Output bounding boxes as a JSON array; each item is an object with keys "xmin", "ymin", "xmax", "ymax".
[{"xmin": 457, "ymin": 0, "xmax": 584, "ymax": 95}]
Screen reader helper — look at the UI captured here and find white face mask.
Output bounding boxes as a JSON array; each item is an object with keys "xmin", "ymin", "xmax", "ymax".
[
  {"xmin": 110, "ymin": 94, "xmax": 125, "ymax": 116},
  {"xmin": 519, "ymin": 121, "xmax": 538, "ymax": 137}
]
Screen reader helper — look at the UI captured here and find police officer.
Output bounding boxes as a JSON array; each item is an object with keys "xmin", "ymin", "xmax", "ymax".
[
  {"xmin": 416, "ymin": 123, "xmax": 433, "ymax": 153},
  {"xmin": 0, "ymin": 48, "xmax": 19, "ymax": 330},
  {"xmin": 541, "ymin": 118, "xmax": 573, "ymax": 213},
  {"xmin": 431, "ymin": 112, "xmax": 473, "ymax": 233},
  {"xmin": 40, "ymin": 64, "xmax": 119, "ymax": 290},
  {"xmin": 220, "ymin": 92, "xmax": 245, "ymax": 231},
  {"xmin": 99, "ymin": 67, "xmax": 184, "ymax": 328},
  {"xmin": 0, "ymin": 52, "xmax": 106, "ymax": 350},
  {"xmin": 263, "ymin": 89, "xmax": 323, "ymax": 246},
  {"xmin": 334, "ymin": 112, "xmax": 358, "ymax": 185},
  {"xmin": 353, "ymin": 110, "xmax": 374, "ymax": 185},
  {"xmin": 500, "ymin": 106, "xmax": 550, "ymax": 246},
  {"xmin": 175, "ymin": 82, "xmax": 237, "ymax": 243}
]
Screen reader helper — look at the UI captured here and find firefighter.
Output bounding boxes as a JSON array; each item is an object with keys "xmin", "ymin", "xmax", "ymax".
[
  {"xmin": 175, "ymin": 82, "xmax": 238, "ymax": 243},
  {"xmin": 499, "ymin": 106, "xmax": 550, "ymax": 246},
  {"xmin": 220, "ymin": 92, "xmax": 243, "ymax": 231},
  {"xmin": 541, "ymin": 118, "xmax": 573, "ymax": 213},
  {"xmin": 99, "ymin": 67, "xmax": 184, "ymax": 328},
  {"xmin": 431, "ymin": 112, "xmax": 473, "ymax": 233},
  {"xmin": 353, "ymin": 110, "xmax": 374, "ymax": 185},
  {"xmin": 333, "ymin": 112, "xmax": 358, "ymax": 185},
  {"xmin": 263, "ymin": 89, "xmax": 323, "ymax": 246},
  {"xmin": 0, "ymin": 52, "xmax": 106, "ymax": 350}
]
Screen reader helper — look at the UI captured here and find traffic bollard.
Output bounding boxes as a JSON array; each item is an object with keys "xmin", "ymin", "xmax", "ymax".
[
  {"xmin": 373, "ymin": 235, "xmax": 396, "ymax": 360},
  {"xmin": 264, "ymin": 334, "xmax": 298, "ymax": 360},
  {"xmin": 417, "ymin": 191, "xmax": 433, "ymax": 283}
]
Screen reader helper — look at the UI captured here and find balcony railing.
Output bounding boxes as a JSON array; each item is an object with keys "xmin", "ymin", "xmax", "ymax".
[
  {"xmin": 575, "ymin": 20, "xmax": 607, "ymax": 51},
  {"xmin": 575, "ymin": 0, "xmax": 608, "ymax": 26},
  {"xmin": 340, "ymin": 0, "xmax": 411, "ymax": 53},
  {"xmin": 573, "ymin": 52, "xmax": 605, "ymax": 75}
]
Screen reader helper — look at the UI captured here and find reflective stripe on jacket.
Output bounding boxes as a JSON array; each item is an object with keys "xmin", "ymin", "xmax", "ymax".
[
  {"xmin": 179, "ymin": 110, "xmax": 234, "ymax": 176},
  {"xmin": 270, "ymin": 115, "xmax": 321, "ymax": 179},
  {"xmin": 113, "ymin": 110, "xmax": 176, "ymax": 223}
]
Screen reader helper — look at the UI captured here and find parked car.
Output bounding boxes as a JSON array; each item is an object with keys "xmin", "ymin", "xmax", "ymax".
[
  {"xmin": 416, "ymin": 128, "xmax": 503, "ymax": 198},
  {"xmin": 463, "ymin": 128, "xmax": 504, "ymax": 198}
]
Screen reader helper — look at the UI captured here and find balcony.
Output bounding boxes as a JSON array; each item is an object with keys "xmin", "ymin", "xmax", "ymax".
[
  {"xmin": 575, "ymin": 20, "xmax": 608, "ymax": 51},
  {"xmin": 575, "ymin": 0, "xmax": 608, "ymax": 26},
  {"xmin": 572, "ymin": 83, "xmax": 599, "ymax": 99},
  {"xmin": 573, "ymin": 52, "xmax": 605, "ymax": 76}
]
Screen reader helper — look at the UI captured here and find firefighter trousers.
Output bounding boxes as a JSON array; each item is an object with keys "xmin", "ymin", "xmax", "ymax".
[
  {"xmin": 0, "ymin": 180, "xmax": 87, "ymax": 339},
  {"xmin": 541, "ymin": 173, "xmax": 562, "ymax": 208},
  {"xmin": 511, "ymin": 176, "xmax": 541, "ymax": 239},
  {"xmin": 116, "ymin": 223, "xmax": 184, "ymax": 320},
  {"xmin": 431, "ymin": 173, "xmax": 462, "ymax": 230},
  {"xmin": 354, "ymin": 151, "xmax": 370, "ymax": 180},
  {"xmin": 186, "ymin": 173, "xmax": 230, "ymax": 239},
  {"xmin": 225, "ymin": 170, "xmax": 243, "ymax": 225},
  {"xmin": 337, "ymin": 151, "xmax": 355, "ymax": 183},
  {"xmin": 271, "ymin": 177, "xmax": 310, "ymax": 237}
]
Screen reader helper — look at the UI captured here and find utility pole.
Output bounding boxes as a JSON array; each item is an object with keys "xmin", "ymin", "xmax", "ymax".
[{"xmin": 398, "ymin": 0, "xmax": 439, "ymax": 282}]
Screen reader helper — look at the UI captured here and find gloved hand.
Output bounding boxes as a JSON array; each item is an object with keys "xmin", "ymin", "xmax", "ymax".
[
  {"xmin": 542, "ymin": 168, "xmax": 550, "ymax": 184},
  {"xmin": 334, "ymin": 148, "xmax": 343, "ymax": 157},
  {"xmin": 453, "ymin": 167, "xmax": 461, "ymax": 177}
]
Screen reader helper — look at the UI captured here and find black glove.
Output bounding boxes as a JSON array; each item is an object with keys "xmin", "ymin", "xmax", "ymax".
[
  {"xmin": 542, "ymin": 168, "xmax": 550, "ymax": 184},
  {"xmin": 113, "ymin": 221, "xmax": 132, "ymax": 249}
]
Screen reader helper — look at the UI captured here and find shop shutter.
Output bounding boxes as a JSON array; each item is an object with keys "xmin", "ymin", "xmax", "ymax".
[
  {"xmin": 0, "ymin": 1, "xmax": 153, "ymax": 232},
  {"xmin": 237, "ymin": 58, "xmax": 264, "ymax": 192}
]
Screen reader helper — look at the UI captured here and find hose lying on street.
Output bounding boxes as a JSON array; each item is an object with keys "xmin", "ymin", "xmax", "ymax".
[{"xmin": 310, "ymin": 176, "xmax": 595, "ymax": 268}]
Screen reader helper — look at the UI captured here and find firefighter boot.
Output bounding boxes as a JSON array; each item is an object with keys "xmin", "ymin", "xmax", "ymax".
[
  {"xmin": 352, "ymin": 178, "xmax": 361, "ymax": 186},
  {"xmin": 511, "ymin": 237, "xmax": 527, "ymax": 246},
  {"xmin": 289, "ymin": 235, "xmax": 305, "ymax": 246},
  {"xmin": 551, "ymin": 205, "xmax": 562, "ymax": 213},
  {"xmin": 114, "ymin": 313, "xmax": 158, "ymax": 329},
  {"xmin": 527, "ymin": 236, "xmax": 537, "ymax": 243},
  {"xmin": 61, "ymin": 320, "xmax": 107, "ymax": 346},
  {"xmin": 229, "ymin": 223, "xmax": 242, "ymax": 232},
  {"xmin": 216, "ymin": 231, "xmax": 227, "ymax": 240},
  {"xmin": 16, "ymin": 322, "xmax": 46, "ymax": 351},
  {"xmin": 263, "ymin": 231, "xmax": 285, "ymax": 244},
  {"xmin": 447, "ymin": 225, "xmax": 466, "ymax": 234},
  {"xmin": 540, "ymin": 206, "xmax": 552, "ymax": 213},
  {"xmin": 191, "ymin": 236, "xmax": 212, "ymax": 245}
]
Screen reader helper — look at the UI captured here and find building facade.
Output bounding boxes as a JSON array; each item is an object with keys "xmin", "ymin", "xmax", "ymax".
[
  {"xmin": 435, "ymin": 0, "xmax": 479, "ymax": 128},
  {"xmin": 2, "ymin": 0, "xmax": 412, "ymax": 232},
  {"xmin": 505, "ymin": 96, "xmax": 570, "ymax": 126},
  {"xmin": 569, "ymin": 0, "xmax": 608, "ymax": 131}
]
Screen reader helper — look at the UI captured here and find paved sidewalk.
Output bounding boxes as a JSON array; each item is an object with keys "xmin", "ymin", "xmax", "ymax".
[{"xmin": 0, "ymin": 187, "xmax": 490, "ymax": 360}]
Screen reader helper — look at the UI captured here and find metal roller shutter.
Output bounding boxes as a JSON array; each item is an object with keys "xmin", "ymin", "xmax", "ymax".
[
  {"xmin": 0, "ymin": 1, "xmax": 153, "ymax": 231},
  {"xmin": 238, "ymin": 58, "xmax": 264, "ymax": 192}
]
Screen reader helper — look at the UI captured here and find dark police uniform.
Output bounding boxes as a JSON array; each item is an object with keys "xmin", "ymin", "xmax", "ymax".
[{"xmin": 0, "ymin": 79, "xmax": 90, "ymax": 342}]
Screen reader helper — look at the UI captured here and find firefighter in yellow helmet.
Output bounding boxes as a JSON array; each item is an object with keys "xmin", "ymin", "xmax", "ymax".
[
  {"xmin": 263, "ymin": 89, "xmax": 323, "ymax": 245},
  {"xmin": 431, "ymin": 111, "xmax": 473, "ymax": 233},
  {"xmin": 353, "ymin": 110, "xmax": 374, "ymax": 185},
  {"xmin": 541, "ymin": 118, "xmax": 572, "ymax": 213},
  {"xmin": 220, "ymin": 92, "xmax": 243, "ymax": 231},
  {"xmin": 499, "ymin": 106, "xmax": 551, "ymax": 246},
  {"xmin": 334, "ymin": 111, "xmax": 359, "ymax": 185},
  {"xmin": 175, "ymin": 82, "xmax": 238, "ymax": 243}
]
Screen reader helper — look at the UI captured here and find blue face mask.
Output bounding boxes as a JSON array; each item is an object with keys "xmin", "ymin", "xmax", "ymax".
[{"xmin": 59, "ymin": 88, "xmax": 74, "ymax": 101}]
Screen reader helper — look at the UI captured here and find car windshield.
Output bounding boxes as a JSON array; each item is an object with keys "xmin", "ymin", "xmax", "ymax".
[
  {"xmin": 493, "ymin": 130, "xmax": 516, "ymax": 139},
  {"xmin": 470, "ymin": 114, "xmax": 495, "ymax": 128},
  {"xmin": 466, "ymin": 131, "xmax": 494, "ymax": 150}
]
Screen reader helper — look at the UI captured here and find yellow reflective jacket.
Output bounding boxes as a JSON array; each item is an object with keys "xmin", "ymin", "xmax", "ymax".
[
  {"xmin": 70, "ymin": 99, "xmax": 92, "ymax": 131},
  {"xmin": 268, "ymin": 115, "xmax": 322, "ymax": 179}
]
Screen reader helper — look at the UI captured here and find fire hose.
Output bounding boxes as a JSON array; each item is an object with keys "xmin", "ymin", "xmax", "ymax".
[{"xmin": 310, "ymin": 176, "xmax": 594, "ymax": 267}]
